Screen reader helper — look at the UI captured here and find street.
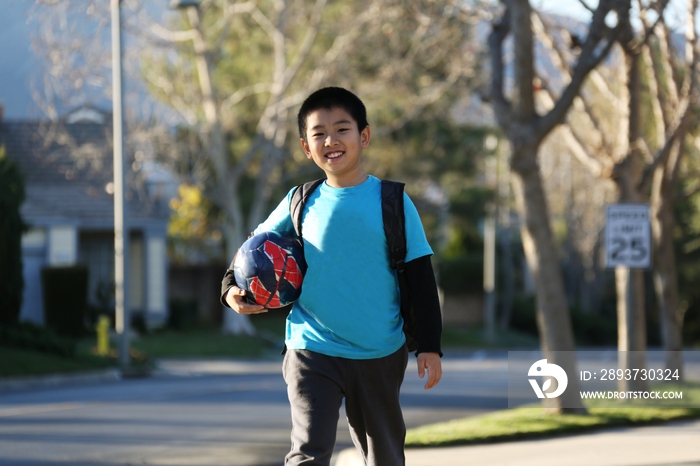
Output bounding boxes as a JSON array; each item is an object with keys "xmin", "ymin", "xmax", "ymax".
[{"xmin": 0, "ymin": 351, "xmax": 509, "ymax": 466}]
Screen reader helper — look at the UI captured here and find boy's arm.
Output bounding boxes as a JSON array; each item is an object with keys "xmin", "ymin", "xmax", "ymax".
[
  {"xmin": 404, "ymin": 254, "xmax": 442, "ymax": 356},
  {"xmin": 405, "ymin": 254, "xmax": 443, "ymax": 390}
]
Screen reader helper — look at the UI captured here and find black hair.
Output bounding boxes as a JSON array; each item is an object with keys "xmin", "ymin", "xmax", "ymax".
[{"xmin": 297, "ymin": 87, "xmax": 369, "ymax": 141}]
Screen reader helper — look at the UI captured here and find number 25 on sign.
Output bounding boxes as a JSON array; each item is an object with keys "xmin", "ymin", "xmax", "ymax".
[{"xmin": 605, "ymin": 204, "xmax": 651, "ymax": 269}]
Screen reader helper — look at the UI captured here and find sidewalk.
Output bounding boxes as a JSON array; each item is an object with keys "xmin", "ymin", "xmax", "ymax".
[{"xmin": 336, "ymin": 418, "xmax": 700, "ymax": 466}]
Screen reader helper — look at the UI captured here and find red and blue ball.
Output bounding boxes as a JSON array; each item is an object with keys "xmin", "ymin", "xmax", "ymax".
[{"xmin": 233, "ymin": 231, "xmax": 306, "ymax": 309}]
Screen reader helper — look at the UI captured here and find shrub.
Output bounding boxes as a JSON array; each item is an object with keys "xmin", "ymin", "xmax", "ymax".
[
  {"xmin": 41, "ymin": 266, "xmax": 89, "ymax": 337},
  {"xmin": 0, "ymin": 322, "xmax": 76, "ymax": 357},
  {"xmin": 509, "ymin": 295, "xmax": 617, "ymax": 346},
  {"xmin": 168, "ymin": 297, "xmax": 198, "ymax": 330},
  {"xmin": 0, "ymin": 147, "xmax": 26, "ymax": 326},
  {"xmin": 436, "ymin": 254, "xmax": 484, "ymax": 294}
]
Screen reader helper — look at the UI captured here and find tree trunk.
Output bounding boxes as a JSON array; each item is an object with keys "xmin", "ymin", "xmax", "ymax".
[
  {"xmin": 185, "ymin": 6, "xmax": 257, "ymax": 336},
  {"xmin": 511, "ymin": 146, "xmax": 586, "ymax": 413},
  {"xmin": 221, "ymin": 221, "xmax": 256, "ymax": 336},
  {"xmin": 650, "ymin": 142, "xmax": 684, "ymax": 380},
  {"xmin": 612, "ymin": 46, "xmax": 648, "ymax": 391}
]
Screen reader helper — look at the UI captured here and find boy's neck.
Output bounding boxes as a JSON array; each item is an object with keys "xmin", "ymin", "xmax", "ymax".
[{"xmin": 326, "ymin": 171, "xmax": 368, "ymax": 188}]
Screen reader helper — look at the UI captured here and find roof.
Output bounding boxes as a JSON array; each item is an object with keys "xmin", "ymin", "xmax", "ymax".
[{"xmin": 0, "ymin": 116, "xmax": 170, "ymax": 231}]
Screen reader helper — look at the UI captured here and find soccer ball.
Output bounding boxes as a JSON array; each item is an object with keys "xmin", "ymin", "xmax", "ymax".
[{"xmin": 233, "ymin": 231, "xmax": 307, "ymax": 309}]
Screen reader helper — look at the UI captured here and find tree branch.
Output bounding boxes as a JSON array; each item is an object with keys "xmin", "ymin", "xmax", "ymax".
[
  {"xmin": 488, "ymin": 7, "xmax": 511, "ymax": 130},
  {"xmin": 632, "ymin": 0, "xmax": 670, "ymax": 54},
  {"xmin": 532, "ymin": 12, "xmax": 613, "ymax": 152},
  {"xmin": 536, "ymin": 88, "xmax": 609, "ymax": 177},
  {"xmin": 280, "ymin": 0, "xmax": 328, "ymax": 93},
  {"xmin": 374, "ymin": 66, "xmax": 464, "ymax": 137},
  {"xmin": 221, "ymin": 83, "xmax": 273, "ymax": 110},
  {"xmin": 638, "ymin": 85, "xmax": 696, "ymax": 192},
  {"xmin": 643, "ymin": 43, "xmax": 669, "ymax": 147},
  {"xmin": 537, "ymin": 0, "xmax": 622, "ymax": 141},
  {"xmin": 212, "ymin": 1, "xmax": 256, "ymax": 52},
  {"xmin": 577, "ymin": 0, "xmax": 595, "ymax": 13},
  {"xmin": 638, "ymin": 0, "xmax": 699, "ymax": 193},
  {"xmin": 249, "ymin": 5, "xmax": 286, "ymax": 89},
  {"xmin": 304, "ymin": 0, "xmax": 384, "ymax": 93}
]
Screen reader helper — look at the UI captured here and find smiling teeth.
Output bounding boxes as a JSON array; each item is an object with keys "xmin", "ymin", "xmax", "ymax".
[{"xmin": 327, "ymin": 152, "xmax": 343, "ymax": 159}]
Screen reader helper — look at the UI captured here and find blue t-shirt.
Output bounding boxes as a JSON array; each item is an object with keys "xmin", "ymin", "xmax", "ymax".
[{"xmin": 255, "ymin": 175, "xmax": 433, "ymax": 359}]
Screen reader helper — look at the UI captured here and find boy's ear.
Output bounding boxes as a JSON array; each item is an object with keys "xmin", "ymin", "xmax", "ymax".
[
  {"xmin": 361, "ymin": 126, "xmax": 371, "ymax": 148},
  {"xmin": 300, "ymin": 138, "xmax": 311, "ymax": 158}
]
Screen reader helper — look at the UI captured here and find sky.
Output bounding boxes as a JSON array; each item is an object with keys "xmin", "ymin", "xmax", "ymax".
[
  {"xmin": 534, "ymin": 0, "xmax": 691, "ymax": 29},
  {"xmin": 0, "ymin": 0, "xmax": 42, "ymax": 119},
  {"xmin": 0, "ymin": 0, "xmax": 693, "ymax": 120}
]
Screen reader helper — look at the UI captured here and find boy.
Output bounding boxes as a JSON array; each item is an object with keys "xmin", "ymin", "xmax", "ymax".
[{"xmin": 221, "ymin": 87, "xmax": 442, "ymax": 466}]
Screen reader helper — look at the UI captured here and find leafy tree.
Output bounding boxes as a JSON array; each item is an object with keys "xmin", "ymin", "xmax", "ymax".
[
  {"xmin": 369, "ymin": 109, "xmax": 495, "ymax": 293},
  {"xmin": 168, "ymin": 183, "xmax": 223, "ymax": 263},
  {"xmin": 139, "ymin": 0, "xmax": 480, "ymax": 332},
  {"xmin": 0, "ymin": 146, "xmax": 27, "ymax": 326},
  {"xmin": 677, "ymin": 168, "xmax": 700, "ymax": 344},
  {"xmin": 30, "ymin": 0, "xmax": 482, "ymax": 333}
]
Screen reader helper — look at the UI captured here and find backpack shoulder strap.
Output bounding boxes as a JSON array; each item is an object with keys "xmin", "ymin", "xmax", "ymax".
[
  {"xmin": 380, "ymin": 179, "xmax": 406, "ymax": 271},
  {"xmin": 290, "ymin": 178, "xmax": 325, "ymax": 238},
  {"xmin": 381, "ymin": 179, "xmax": 419, "ymax": 351}
]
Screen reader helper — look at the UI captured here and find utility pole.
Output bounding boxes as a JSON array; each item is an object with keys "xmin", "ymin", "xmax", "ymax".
[
  {"xmin": 111, "ymin": 0, "xmax": 129, "ymax": 370},
  {"xmin": 483, "ymin": 136, "xmax": 499, "ymax": 341}
]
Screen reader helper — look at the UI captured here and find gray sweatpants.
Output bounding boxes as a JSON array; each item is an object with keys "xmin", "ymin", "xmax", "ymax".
[{"xmin": 282, "ymin": 344, "xmax": 409, "ymax": 466}]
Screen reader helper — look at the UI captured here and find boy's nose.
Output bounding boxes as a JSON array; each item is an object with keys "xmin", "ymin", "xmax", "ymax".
[{"xmin": 325, "ymin": 134, "xmax": 339, "ymax": 146}]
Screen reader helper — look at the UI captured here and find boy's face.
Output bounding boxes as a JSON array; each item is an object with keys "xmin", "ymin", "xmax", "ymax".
[{"xmin": 300, "ymin": 107, "xmax": 370, "ymax": 187}]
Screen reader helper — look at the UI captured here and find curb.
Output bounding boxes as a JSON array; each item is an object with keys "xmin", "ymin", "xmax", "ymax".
[{"xmin": 0, "ymin": 369, "xmax": 123, "ymax": 393}]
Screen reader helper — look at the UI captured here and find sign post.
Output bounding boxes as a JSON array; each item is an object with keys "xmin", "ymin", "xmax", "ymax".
[{"xmin": 605, "ymin": 203, "xmax": 651, "ymax": 392}]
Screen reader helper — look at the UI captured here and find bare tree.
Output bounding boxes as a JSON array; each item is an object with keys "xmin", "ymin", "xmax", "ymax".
[
  {"xmin": 534, "ymin": 0, "xmax": 698, "ymax": 382},
  {"xmin": 646, "ymin": 3, "xmax": 699, "ymax": 380},
  {"xmin": 489, "ymin": 0, "xmax": 628, "ymax": 413}
]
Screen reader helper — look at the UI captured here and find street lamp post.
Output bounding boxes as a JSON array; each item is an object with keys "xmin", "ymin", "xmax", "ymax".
[{"xmin": 111, "ymin": 0, "xmax": 129, "ymax": 370}]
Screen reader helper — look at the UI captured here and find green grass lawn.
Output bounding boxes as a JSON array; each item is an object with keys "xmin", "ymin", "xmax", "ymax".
[
  {"xmin": 406, "ymin": 383, "xmax": 700, "ymax": 448},
  {"xmin": 129, "ymin": 313, "xmax": 287, "ymax": 359},
  {"xmin": 130, "ymin": 327, "xmax": 281, "ymax": 359}
]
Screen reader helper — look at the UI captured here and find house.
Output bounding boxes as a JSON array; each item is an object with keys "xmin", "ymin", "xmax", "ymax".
[{"xmin": 0, "ymin": 106, "xmax": 171, "ymax": 329}]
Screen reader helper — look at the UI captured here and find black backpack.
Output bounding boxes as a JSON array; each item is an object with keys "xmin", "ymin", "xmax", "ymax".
[{"xmin": 289, "ymin": 178, "xmax": 418, "ymax": 351}]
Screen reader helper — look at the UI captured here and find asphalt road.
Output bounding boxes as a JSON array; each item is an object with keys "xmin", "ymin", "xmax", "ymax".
[{"xmin": 0, "ymin": 350, "xmax": 509, "ymax": 466}]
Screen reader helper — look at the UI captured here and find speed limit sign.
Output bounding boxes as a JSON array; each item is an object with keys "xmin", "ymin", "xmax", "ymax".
[{"xmin": 605, "ymin": 204, "xmax": 651, "ymax": 269}]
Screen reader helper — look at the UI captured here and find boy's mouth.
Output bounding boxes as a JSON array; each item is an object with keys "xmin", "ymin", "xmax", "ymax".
[{"xmin": 326, "ymin": 151, "xmax": 344, "ymax": 160}]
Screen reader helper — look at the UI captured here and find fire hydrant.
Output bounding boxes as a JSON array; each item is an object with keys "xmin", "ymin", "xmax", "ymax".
[{"xmin": 95, "ymin": 315, "xmax": 110, "ymax": 356}]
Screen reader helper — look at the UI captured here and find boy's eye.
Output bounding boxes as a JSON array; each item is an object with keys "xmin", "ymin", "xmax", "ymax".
[
  {"xmin": 312, "ymin": 133, "xmax": 324, "ymax": 138},
  {"xmin": 338, "ymin": 128, "xmax": 349, "ymax": 132}
]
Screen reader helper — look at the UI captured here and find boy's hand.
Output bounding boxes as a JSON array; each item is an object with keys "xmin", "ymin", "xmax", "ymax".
[
  {"xmin": 225, "ymin": 286, "xmax": 267, "ymax": 314},
  {"xmin": 417, "ymin": 352, "xmax": 442, "ymax": 390}
]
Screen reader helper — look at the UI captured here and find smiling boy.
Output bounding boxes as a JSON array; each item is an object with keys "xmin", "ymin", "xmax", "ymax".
[{"xmin": 221, "ymin": 87, "xmax": 442, "ymax": 466}]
